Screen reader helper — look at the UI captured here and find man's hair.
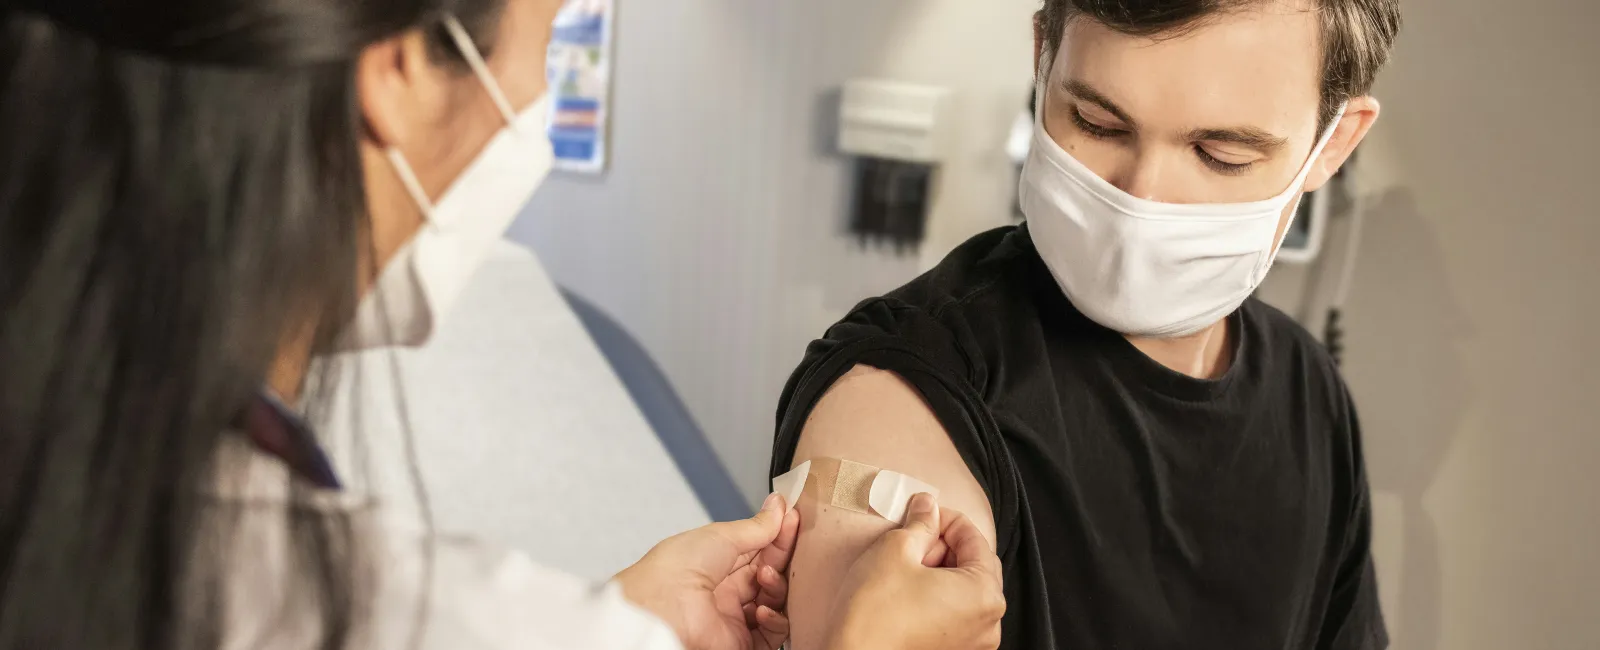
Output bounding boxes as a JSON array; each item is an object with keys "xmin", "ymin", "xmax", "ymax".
[{"xmin": 1038, "ymin": 0, "xmax": 1401, "ymax": 131}]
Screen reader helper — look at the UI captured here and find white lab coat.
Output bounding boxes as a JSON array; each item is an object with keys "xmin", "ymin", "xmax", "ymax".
[
  {"xmin": 209, "ymin": 437, "xmax": 685, "ymax": 650},
  {"xmin": 310, "ymin": 240, "xmax": 710, "ymax": 581}
]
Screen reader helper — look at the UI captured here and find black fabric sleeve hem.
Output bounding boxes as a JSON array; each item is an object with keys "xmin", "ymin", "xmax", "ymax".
[{"xmin": 768, "ymin": 334, "xmax": 1023, "ymax": 560}]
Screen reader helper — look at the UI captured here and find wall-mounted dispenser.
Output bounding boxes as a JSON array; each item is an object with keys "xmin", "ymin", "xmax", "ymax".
[{"xmin": 838, "ymin": 80, "xmax": 952, "ymax": 252}]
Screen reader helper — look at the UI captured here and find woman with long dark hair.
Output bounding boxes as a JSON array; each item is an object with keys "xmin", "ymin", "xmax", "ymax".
[{"xmin": 0, "ymin": 0, "xmax": 1004, "ymax": 648}]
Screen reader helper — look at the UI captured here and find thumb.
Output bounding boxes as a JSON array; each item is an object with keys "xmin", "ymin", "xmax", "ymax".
[
  {"xmin": 706, "ymin": 492, "xmax": 788, "ymax": 555},
  {"xmin": 895, "ymin": 493, "xmax": 942, "ymax": 558},
  {"xmin": 943, "ymin": 510, "xmax": 1004, "ymax": 588}
]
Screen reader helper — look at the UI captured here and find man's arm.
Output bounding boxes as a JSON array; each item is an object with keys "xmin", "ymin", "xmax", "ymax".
[{"xmin": 783, "ymin": 365, "xmax": 998, "ymax": 650}]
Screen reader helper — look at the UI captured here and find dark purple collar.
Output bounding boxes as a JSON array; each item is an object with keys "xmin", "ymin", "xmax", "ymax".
[{"xmin": 236, "ymin": 391, "xmax": 342, "ymax": 490}]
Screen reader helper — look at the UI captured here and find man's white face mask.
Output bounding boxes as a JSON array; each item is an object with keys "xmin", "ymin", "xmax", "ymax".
[
  {"xmin": 1019, "ymin": 58, "xmax": 1343, "ymax": 339},
  {"xmin": 344, "ymin": 15, "xmax": 555, "ymax": 350}
]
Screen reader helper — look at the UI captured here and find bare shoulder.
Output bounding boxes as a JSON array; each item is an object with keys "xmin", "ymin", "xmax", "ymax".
[
  {"xmin": 782, "ymin": 365, "xmax": 999, "ymax": 650},
  {"xmin": 790, "ymin": 365, "xmax": 998, "ymax": 544}
]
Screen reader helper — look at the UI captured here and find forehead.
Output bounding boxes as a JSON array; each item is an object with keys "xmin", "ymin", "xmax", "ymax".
[{"xmin": 1057, "ymin": 3, "xmax": 1324, "ymax": 137}]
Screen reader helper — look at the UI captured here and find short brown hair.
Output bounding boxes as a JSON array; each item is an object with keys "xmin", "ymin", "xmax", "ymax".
[{"xmin": 1037, "ymin": 0, "xmax": 1401, "ymax": 131}]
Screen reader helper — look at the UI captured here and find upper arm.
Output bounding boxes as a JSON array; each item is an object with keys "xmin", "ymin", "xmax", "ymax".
[{"xmin": 783, "ymin": 365, "xmax": 997, "ymax": 650}]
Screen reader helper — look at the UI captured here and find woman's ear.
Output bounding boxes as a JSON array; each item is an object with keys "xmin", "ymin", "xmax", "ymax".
[
  {"xmin": 1304, "ymin": 96, "xmax": 1381, "ymax": 192},
  {"xmin": 356, "ymin": 29, "xmax": 446, "ymax": 151},
  {"xmin": 356, "ymin": 29, "xmax": 452, "ymax": 280}
]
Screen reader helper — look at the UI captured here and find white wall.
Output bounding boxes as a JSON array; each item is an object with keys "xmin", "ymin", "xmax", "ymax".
[
  {"xmin": 1262, "ymin": 0, "xmax": 1599, "ymax": 647},
  {"xmin": 511, "ymin": 0, "xmax": 1040, "ymax": 502},
  {"xmin": 513, "ymin": 0, "xmax": 1600, "ymax": 647}
]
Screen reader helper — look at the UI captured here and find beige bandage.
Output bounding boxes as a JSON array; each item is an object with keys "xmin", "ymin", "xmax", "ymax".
[
  {"xmin": 770, "ymin": 457, "xmax": 940, "ymax": 524},
  {"xmin": 814, "ymin": 457, "xmax": 878, "ymax": 514}
]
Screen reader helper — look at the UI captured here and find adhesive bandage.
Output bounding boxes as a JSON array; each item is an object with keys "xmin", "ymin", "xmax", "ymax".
[{"xmin": 770, "ymin": 457, "xmax": 940, "ymax": 525}]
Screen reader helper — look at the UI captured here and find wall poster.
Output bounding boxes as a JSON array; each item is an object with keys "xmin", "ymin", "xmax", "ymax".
[{"xmin": 546, "ymin": 0, "xmax": 615, "ymax": 173}]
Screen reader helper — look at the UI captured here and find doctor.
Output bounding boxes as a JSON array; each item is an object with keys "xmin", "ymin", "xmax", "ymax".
[{"xmin": 0, "ymin": 0, "xmax": 1004, "ymax": 649}]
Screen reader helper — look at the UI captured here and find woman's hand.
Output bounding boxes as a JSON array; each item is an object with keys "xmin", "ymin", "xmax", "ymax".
[
  {"xmin": 615, "ymin": 493, "xmax": 801, "ymax": 650},
  {"xmin": 826, "ymin": 493, "xmax": 1007, "ymax": 650}
]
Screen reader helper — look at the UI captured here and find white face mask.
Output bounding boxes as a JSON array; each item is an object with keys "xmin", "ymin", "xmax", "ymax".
[
  {"xmin": 344, "ymin": 15, "xmax": 555, "ymax": 350},
  {"xmin": 1020, "ymin": 75, "xmax": 1343, "ymax": 339}
]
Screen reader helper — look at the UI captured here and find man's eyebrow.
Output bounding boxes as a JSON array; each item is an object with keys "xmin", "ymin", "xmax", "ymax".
[
  {"xmin": 1061, "ymin": 79, "xmax": 1137, "ymax": 127},
  {"xmin": 1186, "ymin": 127, "xmax": 1290, "ymax": 153}
]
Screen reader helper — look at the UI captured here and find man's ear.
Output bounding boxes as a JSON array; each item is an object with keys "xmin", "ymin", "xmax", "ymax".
[
  {"xmin": 1304, "ymin": 96, "xmax": 1381, "ymax": 192},
  {"xmin": 356, "ymin": 29, "xmax": 445, "ymax": 151}
]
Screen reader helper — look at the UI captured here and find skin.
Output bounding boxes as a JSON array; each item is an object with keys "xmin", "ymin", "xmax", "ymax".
[
  {"xmin": 1042, "ymin": 1, "xmax": 1379, "ymax": 377},
  {"xmin": 824, "ymin": 495, "xmax": 1005, "ymax": 650},
  {"xmin": 616, "ymin": 494, "xmax": 802, "ymax": 650},
  {"xmin": 785, "ymin": 3, "xmax": 1381, "ymax": 648},
  {"xmin": 260, "ymin": 3, "xmax": 1005, "ymax": 648},
  {"xmin": 357, "ymin": 0, "xmax": 560, "ymax": 278},
  {"xmin": 265, "ymin": 1, "xmax": 812, "ymax": 645},
  {"xmin": 786, "ymin": 367, "xmax": 1001, "ymax": 650},
  {"xmin": 268, "ymin": 0, "xmax": 561, "ymax": 399},
  {"xmin": 347, "ymin": 4, "xmax": 815, "ymax": 643}
]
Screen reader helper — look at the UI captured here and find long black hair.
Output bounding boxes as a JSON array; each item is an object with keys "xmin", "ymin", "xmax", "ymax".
[{"xmin": 0, "ymin": 0, "xmax": 505, "ymax": 647}]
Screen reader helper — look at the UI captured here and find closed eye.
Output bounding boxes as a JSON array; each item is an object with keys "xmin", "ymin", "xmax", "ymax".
[
  {"xmin": 1070, "ymin": 106, "xmax": 1128, "ymax": 140},
  {"xmin": 1194, "ymin": 145, "xmax": 1255, "ymax": 176}
]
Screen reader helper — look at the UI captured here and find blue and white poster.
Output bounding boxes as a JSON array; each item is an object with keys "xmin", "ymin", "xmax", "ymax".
[{"xmin": 546, "ymin": 0, "xmax": 614, "ymax": 173}]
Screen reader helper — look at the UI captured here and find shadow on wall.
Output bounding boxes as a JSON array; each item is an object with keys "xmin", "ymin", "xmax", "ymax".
[
  {"xmin": 810, "ymin": 88, "xmax": 854, "ymax": 238},
  {"xmin": 1346, "ymin": 188, "xmax": 1474, "ymax": 650}
]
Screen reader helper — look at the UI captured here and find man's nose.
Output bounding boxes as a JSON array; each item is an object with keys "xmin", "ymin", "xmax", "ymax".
[{"xmin": 1105, "ymin": 155, "xmax": 1166, "ymax": 202}]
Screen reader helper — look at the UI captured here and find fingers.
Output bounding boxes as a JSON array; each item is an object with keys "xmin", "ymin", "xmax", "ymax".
[
  {"xmin": 701, "ymin": 493, "xmax": 788, "ymax": 566},
  {"xmin": 886, "ymin": 492, "xmax": 943, "ymax": 562},
  {"xmin": 943, "ymin": 510, "xmax": 1003, "ymax": 587},
  {"xmin": 922, "ymin": 539, "xmax": 950, "ymax": 568},
  {"xmin": 941, "ymin": 510, "xmax": 1007, "ymax": 642},
  {"xmin": 731, "ymin": 549, "xmax": 759, "ymax": 573},
  {"xmin": 754, "ymin": 562, "xmax": 788, "ymax": 612},
  {"xmin": 901, "ymin": 493, "xmax": 941, "ymax": 538},
  {"xmin": 755, "ymin": 504, "xmax": 801, "ymax": 576},
  {"xmin": 739, "ymin": 601, "xmax": 790, "ymax": 646},
  {"xmin": 736, "ymin": 502, "xmax": 796, "ymax": 577},
  {"xmin": 729, "ymin": 562, "xmax": 765, "ymax": 603},
  {"xmin": 751, "ymin": 604, "xmax": 790, "ymax": 650},
  {"xmin": 930, "ymin": 506, "xmax": 965, "ymax": 567},
  {"xmin": 749, "ymin": 510, "xmax": 796, "ymax": 626}
]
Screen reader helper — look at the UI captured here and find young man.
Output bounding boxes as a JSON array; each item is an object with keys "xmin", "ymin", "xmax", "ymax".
[{"xmin": 770, "ymin": 0, "xmax": 1401, "ymax": 648}]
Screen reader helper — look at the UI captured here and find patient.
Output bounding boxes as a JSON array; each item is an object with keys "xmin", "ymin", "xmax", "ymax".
[{"xmin": 771, "ymin": 1, "xmax": 1399, "ymax": 648}]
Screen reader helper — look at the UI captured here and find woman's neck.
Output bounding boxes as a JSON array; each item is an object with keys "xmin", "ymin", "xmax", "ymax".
[
  {"xmin": 266, "ymin": 353, "xmax": 308, "ymax": 405},
  {"xmin": 266, "ymin": 322, "xmax": 320, "ymax": 405}
]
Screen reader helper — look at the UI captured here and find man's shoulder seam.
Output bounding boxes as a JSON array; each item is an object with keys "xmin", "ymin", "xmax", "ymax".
[{"xmin": 927, "ymin": 276, "xmax": 1006, "ymax": 322}]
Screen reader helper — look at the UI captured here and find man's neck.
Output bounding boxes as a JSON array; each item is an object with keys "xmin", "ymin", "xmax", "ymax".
[{"xmin": 1125, "ymin": 318, "xmax": 1234, "ymax": 380}]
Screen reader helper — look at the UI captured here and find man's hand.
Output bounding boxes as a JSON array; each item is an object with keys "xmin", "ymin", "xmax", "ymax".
[
  {"xmin": 826, "ymin": 493, "xmax": 1006, "ymax": 650},
  {"xmin": 615, "ymin": 493, "xmax": 801, "ymax": 650}
]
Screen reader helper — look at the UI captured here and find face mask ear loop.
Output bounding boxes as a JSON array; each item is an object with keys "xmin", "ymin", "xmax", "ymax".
[
  {"xmin": 385, "ymin": 148, "xmax": 438, "ymax": 228},
  {"xmin": 389, "ymin": 15, "xmax": 518, "ymax": 230},
  {"xmin": 441, "ymin": 14, "xmax": 520, "ymax": 130},
  {"xmin": 1254, "ymin": 102, "xmax": 1350, "ymax": 282}
]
